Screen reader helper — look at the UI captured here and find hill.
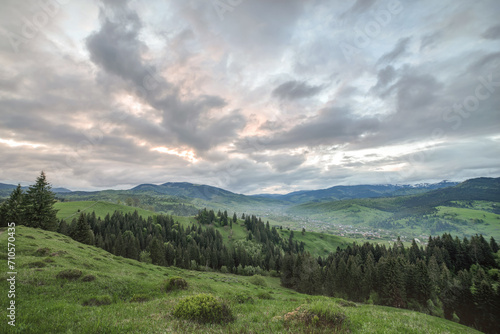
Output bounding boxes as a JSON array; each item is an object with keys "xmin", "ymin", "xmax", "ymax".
[
  {"xmin": 257, "ymin": 181, "xmax": 458, "ymax": 204},
  {"xmin": 288, "ymin": 177, "xmax": 500, "ymax": 241},
  {"xmin": 54, "ymin": 201, "xmax": 157, "ymax": 221},
  {"xmin": 0, "ymin": 226, "xmax": 481, "ymax": 334}
]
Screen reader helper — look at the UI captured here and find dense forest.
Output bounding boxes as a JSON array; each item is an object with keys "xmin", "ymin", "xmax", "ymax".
[
  {"xmin": 281, "ymin": 234, "xmax": 500, "ymax": 334},
  {"xmin": 58, "ymin": 208, "xmax": 300, "ymax": 276}
]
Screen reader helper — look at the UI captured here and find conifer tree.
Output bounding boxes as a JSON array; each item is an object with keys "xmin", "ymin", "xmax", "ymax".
[
  {"xmin": 0, "ymin": 184, "xmax": 24, "ymax": 227},
  {"xmin": 73, "ymin": 213, "xmax": 92, "ymax": 244},
  {"xmin": 23, "ymin": 172, "xmax": 58, "ymax": 231}
]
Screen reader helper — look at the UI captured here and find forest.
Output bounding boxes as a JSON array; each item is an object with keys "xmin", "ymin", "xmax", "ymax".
[{"xmin": 1, "ymin": 173, "xmax": 499, "ymax": 333}]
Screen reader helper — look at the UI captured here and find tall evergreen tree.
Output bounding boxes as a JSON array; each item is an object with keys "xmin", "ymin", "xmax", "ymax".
[
  {"xmin": 23, "ymin": 172, "xmax": 58, "ymax": 231},
  {"xmin": 0, "ymin": 184, "xmax": 25, "ymax": 227},
  {"xmin": 73, "ymin": 213, "xmax": 92, "ymax": 244}
]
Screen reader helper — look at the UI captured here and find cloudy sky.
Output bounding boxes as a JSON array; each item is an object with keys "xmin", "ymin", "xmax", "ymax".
[{"xmin": 1, "ymin": 0, "xmax": 499, "ymax": 194}]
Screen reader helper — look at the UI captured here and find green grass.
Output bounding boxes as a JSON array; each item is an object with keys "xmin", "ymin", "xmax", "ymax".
[
  {"xmin": 55, "ymin": 201, "xmax": 157, "ymax": 221},
  {"xmin": 0, "ymin": 226, "xmax": 481, "ymax": 333},
  {"xmin": 280, "ymin": 229, "xmax": 352, "ymax": 256},
  {"xmin": 436, "ymin": 205, "xmax": 500, "ymax": 239}
]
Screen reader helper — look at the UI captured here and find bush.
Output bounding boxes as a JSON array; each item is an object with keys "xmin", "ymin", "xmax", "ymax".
[
  {"xmin": 56, "ymin": 269, "xmax": 83, "ymax": 280},
  {"xmin": 82, "ymin": 274, "xmax": 96, "ymax": 282},
  {"xmin": 173, "ymin": 293, "xmax": 234, "ymax": 324},
  {"xmin": 281, "ymin": 301, "xmax": 350, "ymax": 331},
  {"xmin": 248, "ymin": 275, "xmax": 267, "ymax": 287},
  {"xmin": 256, "ymin": 292, "xmax": 273, "ymax": 300},
  {"xmin": 82, "ymin": 295, "xmax": 112, "ymax": 306},
  {"xmin": 165, "ymin": 276, "xmax": 188, "ymax": 292},
  {"xmin": 233, "ymin": 292, "xmax": 254, "ymax": 304}
]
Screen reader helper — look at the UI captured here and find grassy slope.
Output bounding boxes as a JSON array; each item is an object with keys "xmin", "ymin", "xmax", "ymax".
[
  {"xmin": 0, "ymin": 226, "xmax": 481, "ymax": 334},
  {"xmin": 55, "ymin": 201, "xmax": 157, "ymax": 221}
]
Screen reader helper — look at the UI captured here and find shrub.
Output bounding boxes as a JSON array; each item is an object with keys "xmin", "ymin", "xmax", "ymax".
[
  {"xmin": 82, "ymin": 274, "xmax": 96, "ymax": 282},
  {"xmin": 282, "ymin": 302, "xmax": 350, "ymax": 331},
  {"xmin": 233, "ymin": 292, "xmax": 254, "ymax": 304},
  {"xmin": 56, "ymin": 269, "xmax": 82, "ymax": 280},
  {"xmin": 165, "ymin": 276, "xmax": 188, "ymax": 292},
  {"xmin": 82, "ymin": 295, "xmax": 112, "ymax": 306},
  {"xmin": 249, "ymin": 275, "xmax": 267, "ymax": 287},
  {"xmin": 173, "ymin": 293, "xmax": 234, "ymax": 324},
  {"xmin": 256, "ymin": 292, "xmax": 273, "ymax": 300}
]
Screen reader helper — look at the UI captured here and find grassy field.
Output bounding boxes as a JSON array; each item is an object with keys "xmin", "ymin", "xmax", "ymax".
[
  {"xmin": 436, "ymin": 205, "xmax": 500, "ymax": 238},
  {"xmin": 55, "ymin": 201, "xmax": 157, "ymax": 221},
  {"xmin": 0, "ymin": 226, "xmax": 481, "ymax": 334}
]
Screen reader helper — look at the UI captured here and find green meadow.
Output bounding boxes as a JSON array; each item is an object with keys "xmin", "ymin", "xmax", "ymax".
[{"xmin": 0, "ymin": 226, "xmax": 481, "ymax": 334}]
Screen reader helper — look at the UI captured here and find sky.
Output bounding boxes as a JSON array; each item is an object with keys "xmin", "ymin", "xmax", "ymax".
[{"xmin": 0, "ymin": 0, "xmax": 499, "ymax": 195}]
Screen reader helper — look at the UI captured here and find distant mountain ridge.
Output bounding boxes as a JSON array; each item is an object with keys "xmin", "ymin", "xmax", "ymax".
[
  {"xmin": 131, "ymin": 182, "xmax": 237, "ymax": 201},
  {"xmin": 253, "ymin": 180, "xmax": 459, "ymax": 204},
  {"xmin": 0, "ymin": 183, "xmax": 71, "ymax": 197}
]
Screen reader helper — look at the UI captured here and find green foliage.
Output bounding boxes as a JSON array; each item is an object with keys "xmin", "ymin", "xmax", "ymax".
[
  {"xmin": 248, "ymin": 275, "xmax": 267, "ymax": 287},
  {"xmin": 82, "ymin": 295, "xmax": 112, "ymax": 306},
  {"xmin": 56, "ymin": 269, "xmax": 83, "ymax": 280},
  {"xmin": 72, "ymin": 213, "xmax": 92, "ymax": 245},
  {"xmin": 165, "ymin": 276, "xmax": 188, "ymax": 292},
  {"xmin": 233, "ymin": 292, "xmax": 254, "ymax": 304},
  {"xmin": 23, "ymin": 171, "xmax": 59, "ymax": 231},
  {"xmin": 0, "ymin": 184, "xmax": 24, "ymax": 227},
  {"xmin": 256, "ymin": 292, "xmax": 273, "ymax": 300},
  {"xmin": 173, "ymin": 293, "xmax": 234, "ymax": 324},
  {"xmin": 0, "ymin": 226, "xmax": 482, "ymax": 334},
  {"xmin": 280, "ymin": 301, "xmax": 350, "ymax": 332}
]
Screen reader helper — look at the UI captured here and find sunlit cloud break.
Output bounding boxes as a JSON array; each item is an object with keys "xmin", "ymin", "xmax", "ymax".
[{"xmin": 152, "ymin": 147, "xmax": 199, "ymax": 163}]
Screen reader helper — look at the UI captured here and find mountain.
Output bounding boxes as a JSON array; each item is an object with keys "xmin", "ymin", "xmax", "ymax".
[
  {"xmin": 131, "ymin": 182, "xmax": 238, "ymax": 201},
  {"xmin": 288, "ymin": 177, "xmax": 500, "ymax": 240},
  {"xmin": 255, "ymin": 180, "xmax": 459, "ymax": 204},
  {"xmin": 52, "ymin": 187, "xmax": 72, "ymax": 193},
  {"xmin": 0, "ymin": 183, "xmax": 71, "ymax": 197}
]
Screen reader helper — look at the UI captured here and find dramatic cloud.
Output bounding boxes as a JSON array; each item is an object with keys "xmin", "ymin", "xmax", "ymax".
[
  {"xmin": 0, "ymin": 0, "xmax": 499, "ymax": 194},
  {"xmin": 272, "ymin": 80, "xmax": 324, "ymax": 100}
]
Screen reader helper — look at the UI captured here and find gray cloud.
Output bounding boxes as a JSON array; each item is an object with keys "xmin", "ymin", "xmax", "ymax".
[
  {"xmin": 85, "ymin": 0, "xmax": 246, "ymax": 154},
  {"xmin": 271, "ymin": 80, "xmax": 324, "ymax": 100},
  {"xmin": 0, "ymin": 0, "xmax": 499, "ymax": 194},
  {"xmin": 339, "ymin": 0, "xmax": 377, "ymax": 20},
  {"xmin": 482, "ymin": 24, "xmax": 500, "ymax": 40},
  {"xmin": 378, "ymin": 37, "xmax": 411, "ymax": 64},
  {"xmin": 238, "ymin": 107, "xmax": 380, "ymax": 151}
]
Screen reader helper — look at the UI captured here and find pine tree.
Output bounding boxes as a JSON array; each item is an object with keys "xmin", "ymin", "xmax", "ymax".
[
  {"xmin": 23, "ymin": 172, "xmax": 58, "ymax": 231},
  {"xmin": 73, "ymin": 213, "xmax": 92, "ymax": 244},
  {"xmin": 0, "ymin": 184, "xmax": 25, "ymax": 227}
]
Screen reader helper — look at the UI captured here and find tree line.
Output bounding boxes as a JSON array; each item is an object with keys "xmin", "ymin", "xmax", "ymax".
[
  {"xmin": 281, "ymin": 234, "xmax": 500, "ymax": 334},
  {"xmin": 57, "ymin": 208, "xmax": 299, "ymax": 276}
]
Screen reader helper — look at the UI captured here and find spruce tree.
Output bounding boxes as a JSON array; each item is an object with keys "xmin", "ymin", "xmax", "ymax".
[
  {"xmin": 0, "ymin": 184, "xmax": 25, "ymax": 227},
  {"xmin": 23, "ymin": 172, "xmax": 58, "ymax": 231},
  {"xmin": 73, "ymin": 213, "xmax": 91, "ymax": 244}
]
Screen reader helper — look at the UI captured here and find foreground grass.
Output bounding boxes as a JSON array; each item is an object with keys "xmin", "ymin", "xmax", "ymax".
[{"xmin": 0, "ymin": 226, "xmax": 481, "ymax": 334}]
